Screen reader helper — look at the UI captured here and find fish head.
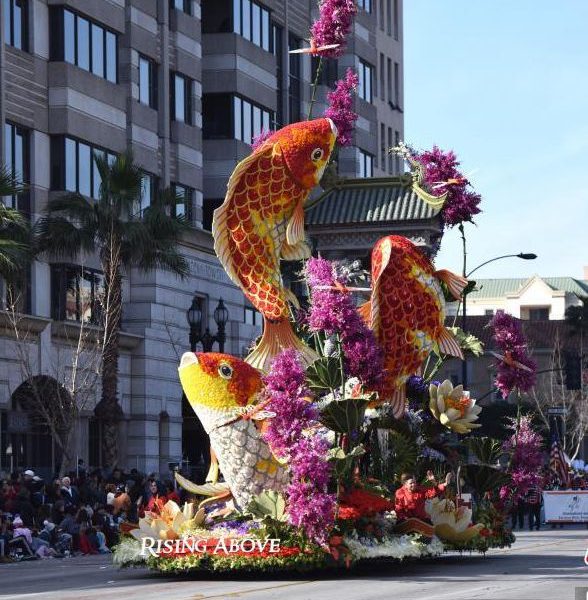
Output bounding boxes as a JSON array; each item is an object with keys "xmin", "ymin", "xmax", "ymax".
[
  {"xmin": 269, "ymin": 118, "xmax": 337, "ymax": 189},
  {"xmin": 178, "ymin": 352, "xmax": 263, "ymax": 411}
]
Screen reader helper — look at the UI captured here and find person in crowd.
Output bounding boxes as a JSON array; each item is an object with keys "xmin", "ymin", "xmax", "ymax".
[
  {"xmin": 394, "ymin": 471, "xmax": 453, "ymax": 522},
  {"xmin": 112, "ymin": 484, "xmax": 131, "ymax": 517},
  {"xmin": 165, "ymin": 481, "xmax": 181, "ymax": 504},
  {"xmin": 137, "ymin": 479, "xmax": 164, "ymax": 516},
  {"xmin": 14, "ymin": 489, "xmax": 36, "ymax": 528},
  {"xmin": 511, "ymin": 496, "xmax": 526, "ymax": 530},
  {"xmin": 60, "ymin": 477, "xmax": 80, "ymax": 509},
  {"xmin": 8, "ymin": 516, "xmax": 35, "ymax": 558},
  {"xmin": 526, "ymin": 483, "xmax": 543, "ymax": 531}
]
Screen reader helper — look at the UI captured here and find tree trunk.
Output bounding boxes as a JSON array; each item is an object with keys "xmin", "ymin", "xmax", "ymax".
[{"xmin": 95, "ymin": 246, "xmax": 123, "ymax": 469}]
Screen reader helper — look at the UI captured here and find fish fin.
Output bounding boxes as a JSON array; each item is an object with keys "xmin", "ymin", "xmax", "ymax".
[
  {"xmin": 357, "ymin": 300, "xmax": 371, "ymax": 325},
  {"xmin": 246, "ymin": 318, "xmax": 318, "ymax": 372},
  {"xmin": 286, "ymin": 199, "xmax": 305, "ymax": 246},
  {"xmin": 281, "ymin": 239, "xmax": 311, "ymax": 261},
  {"xmin": 437, "ymin": 327, "xmax": 464, "ymax": 359},
  {"xmin": 212, "ymin": 145, "xmax": 274, "ymax": 289},
  {"xmin": 198, "ymin": 492, "xmax": 233, "ymax": 510},
  {"xmin": 434, "ymin": 269, "xmax": 468, "ymax": 300},
  {"xmin": 205, "ymin": 447, "xmax": 219, "ymax": 484},
  {"xmin": 174, "ymin": 472, "xmax": 231, "ymax": 497},
  {"xmin": 285, "ymin": 287, "xmax": 301, "ymax": 310},
  {"xmin": 371, "ymin": 237, "xmax": 393, "ymax": 290},
  {"xmin": 389, "ymin": 386, "xmax": 407, "ymax": 419}
]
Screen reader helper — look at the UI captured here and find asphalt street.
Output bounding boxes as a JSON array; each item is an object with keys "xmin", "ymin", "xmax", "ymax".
[{"xmin": 0, "ymin": 528, "xmax": 586, "ymax": 600}]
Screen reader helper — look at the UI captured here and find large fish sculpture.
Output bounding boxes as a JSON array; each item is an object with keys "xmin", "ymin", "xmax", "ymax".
[
  {"xmin": 359, "ymin": 235, "xmax": 467, "ymax": 417},
  {"xmin": 176, "ymin": 351, "xmax": 288, "ymax": 510},
  {"xmin": 213, "ymin": 118, "xmax": 338, "ymax": 371}
]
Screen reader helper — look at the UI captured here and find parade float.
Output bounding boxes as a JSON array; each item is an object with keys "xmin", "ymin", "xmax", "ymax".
[{"xmin": 113, "ymin": 0, "xmax": 534, "ymax": 575}]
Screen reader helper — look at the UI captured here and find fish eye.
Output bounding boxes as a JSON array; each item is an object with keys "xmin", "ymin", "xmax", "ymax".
[
  {"xmin": 311, "ymin": 147, "xmax": 324, "ymax": 162},
  {"xmin": 218, "ymin": 363, "xmax": 233, "ymax": 379}
]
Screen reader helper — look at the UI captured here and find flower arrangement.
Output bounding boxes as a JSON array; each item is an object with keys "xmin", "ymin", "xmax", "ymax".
[{"xmin": 429, "ymin": 380, "xmax": 482, "ymax": 433}]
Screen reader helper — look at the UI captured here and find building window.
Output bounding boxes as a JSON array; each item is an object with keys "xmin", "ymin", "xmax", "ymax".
[
  {"xmin": 379, "ymin": 53, "xmax": 385, "ymax": 99},
  {"xmin": 273, "ymin": 24, "xmax": 284, "ymax": 127},
  {"xmin": 172, "ymin": 183, "xmax": 193, "ymax": 222},
  {"xmin": 138, "ymin": 173, "xmax": 156, "ymax": 216},
  {"xmin": 171, "ymin": 73, "xmax": 193, "ymax": 124},
  {"xmin": 50, "ymin": 7, "xmax": 117, "ymax": 83},
  {"xmin": 394, "ymin": 61, "xmax": 400, "ymax": 107},
  {"xmin": 311, "ymin": 56, "xmax": 338, "ymax": 88},
  {"xmin": 485, "ymin": 309, "xmax": 495, "ymax": 316},
  {"xmin": 203, "ymin": 198, "xmax": 223, "ymax": 231},
  {"xmin": 51, "ymin": 264, "xmax": 104, "ymax": 324},
  {"xmin": 529, "ymin": 308, "xmax": 549, "ymax": 321},
  {"xmin": 387, "ymin": 57, "xmax": 392, "ymax": 103},
  {"xmin": 3, "ymin": 122, "xmax": 29, "ymax": 212},
  {"xmin": 386, "ymin": 0, "xmax": 392, "ymax": 35},
  {"xmin": 358, "ymin": 60, "xmax": 373, "ymax": 103},
  {"xmin": 51, "ymin": 136, "xmax": 115, "ymax": 199},
  {"xmin": 379, "ymin": 0, "xmax": 384, "ymax": 31},
  {"xmin": 357, "ymin": 0, "xmax": 371, "ymax": 13},
  {"xmin": 233, "ymin": 0, "xmax": 271, "ymax": 52},
  {"xmin": 288, "ymin": 33, "xmax": 301, "ymax": 122},
  {"xmin": 244, "ymin": 305, "xmax": 260, "ymax": 326},
  {"xmin": 202, "ymin": 94, "xmax": 273, "ymax": 144},
  {"xmin": 171, "ymin": 0, "xmax": 191, "ymax": 15},
  {"xmin": 139, "ymin": 55, "xmax": 158, "ymax": 109},
  {"xmin": 393, "ymin": 0, "xmax": 399, "ymax": 40},
  {"xmin": 380, "ymin": 122, "xmax": 386, "ymax": 169},
  {"xmin": 3, "ymin": 0, "xmax": 28, "ymax": 50},
  {"xmin": 387, "ymin": 127, "xmax": 392, "ymax": 173},
  {"xmin": 358, "ymin": 150, "xmax": 373, "ymax": 178}
]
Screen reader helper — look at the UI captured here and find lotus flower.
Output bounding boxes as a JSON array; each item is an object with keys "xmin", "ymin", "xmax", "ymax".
[
  {"xmin": 429, "ymin": 380, "xmax": 482, "ymax": 434},
  {"xmin": 130, "ymin": 500, "xmax": 205, "ymax": 542},
  {"xmin": 426, "ymin": 497, "xmax": 482, "ymax": 543}
]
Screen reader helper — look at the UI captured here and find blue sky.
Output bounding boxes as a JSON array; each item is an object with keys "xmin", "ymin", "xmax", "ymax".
[{"xmin": 404, "ymin": 1, "xmax": 588, "ymax": 280}]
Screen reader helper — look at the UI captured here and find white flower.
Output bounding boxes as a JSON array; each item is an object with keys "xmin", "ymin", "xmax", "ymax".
[
  {"xmin": 426, "ymin": 497, "xmax": 482, "ymax": 543},
  {"xmin": 429, "ymin": 380, "xmax": 482, "ymax": 434}
]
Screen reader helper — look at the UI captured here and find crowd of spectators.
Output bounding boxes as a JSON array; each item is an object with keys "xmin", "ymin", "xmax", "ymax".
[{"xmin": 0, "ymin": 463, "xmax": 184, "ymax": 561}]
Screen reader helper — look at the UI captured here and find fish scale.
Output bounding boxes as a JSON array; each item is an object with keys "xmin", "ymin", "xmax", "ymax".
[{"xmin": 364, "ymin": 235, "xmax": 466, "ymax": 417}]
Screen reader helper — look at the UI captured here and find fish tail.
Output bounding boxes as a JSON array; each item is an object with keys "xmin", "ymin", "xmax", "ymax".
[
  {"xmin": 437, "ymin": 326, "xmax": 464, "ymax": 359},
  {"xmin": 434, "ymin": 269, "xmax": 468, "ymax": 300},
  {"xmin": 389, "ymin": 385, "xmax": 407, "ymax": 418},
  {"xmin": 246, "ymin": 318, "xmax": 318, "ymax": 372},
  {"xmin": 357, "ymin": 300, "xmax": 371, "ymax": 325}
]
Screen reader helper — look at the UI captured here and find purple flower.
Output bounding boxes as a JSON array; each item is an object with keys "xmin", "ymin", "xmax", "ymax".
[
  {"xmin": 324, "ymin": 68, "xmax": 359, "ymax": 147},
  {"xmin": 501, "ymin": 416, "xmax": 544, "ymax": 502},
  {"xmin": 251, "ymin": 129, "xmax": 273, "ymax": 151},
  {"xmin": 488, "ymin": 311, "xmax": 537, "ymax": 398},
  {"xmin": 310, "ymin": 0, "xmax": 357, "ymax": 58},
  {"xmin": 409, "ymin": 145, "xmax": 482, "ymax": 227},
  {"xmin": 262, "ymin": 350, "xmax": 336, "ymax": 543},
  {"xmin": 304, "ymin": 257, "xmax": 384, "ymax": 388}
]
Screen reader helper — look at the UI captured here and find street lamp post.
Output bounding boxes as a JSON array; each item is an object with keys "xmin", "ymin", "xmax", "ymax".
[
  {"xmin": 186, "ymin": 297, "xmax": 230, "ymax": 353},
  {"xmin": 461, "ymin": 252, "xmax": 537, "ymax": 388}
]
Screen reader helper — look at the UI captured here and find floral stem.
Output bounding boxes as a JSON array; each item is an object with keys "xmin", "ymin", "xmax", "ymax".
[{"xmin": 307, "ymin": 56, "xmax": 324, "ymax": 120}]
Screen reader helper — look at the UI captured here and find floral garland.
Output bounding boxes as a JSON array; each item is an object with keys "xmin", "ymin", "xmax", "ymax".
[{"xmin": 262, "ymin": 349, "xmax": 336, "ymax": 545}]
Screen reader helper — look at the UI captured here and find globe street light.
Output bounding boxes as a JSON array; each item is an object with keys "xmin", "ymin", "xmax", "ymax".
[
  {"xmin": 461, "ymin": 252, "xmax": 537, "ymax": 388},
  {"xmin": 186, "ymin": 297, "xmax": 229, "ymax": 353}
]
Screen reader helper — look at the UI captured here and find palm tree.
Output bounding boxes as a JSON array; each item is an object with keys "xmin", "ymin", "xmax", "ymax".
[
  {"xmin": 0, "ymin": 165, "xmax": 31, "ymax": 286},
  {"xmin": 35, "ymin": 151, "xmax": 189, "ymax": 467}
]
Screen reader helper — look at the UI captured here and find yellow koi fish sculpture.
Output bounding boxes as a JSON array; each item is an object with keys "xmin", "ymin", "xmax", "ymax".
[
  {"xmin": 213, "ymin": 118, "xmax": 338, "ymax": 371},
  {"xmin": 176, "ymin": 352, "xmax": 288, "ymax": 510}
]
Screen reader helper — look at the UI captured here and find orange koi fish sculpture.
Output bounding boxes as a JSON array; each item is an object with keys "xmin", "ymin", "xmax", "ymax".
[
  {"xmin": 359, "ymin": 235, "xmax": 468, "ymax": 417},
  {"xmin": 213, "ymin": 118, "xmax": 337, "ymax": 371}
]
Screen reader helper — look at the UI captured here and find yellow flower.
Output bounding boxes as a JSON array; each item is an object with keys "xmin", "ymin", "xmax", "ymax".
[
  {"xmin": 426, "ymin": 497, "xmax": 482, "ymax": 543},
  {"xmin": 130, "ymin": 500, "xmax": 205, "ymax": 543},
  {"xmin": 429, "ymin": 380, "xmax": 482, "ymax": 434}
]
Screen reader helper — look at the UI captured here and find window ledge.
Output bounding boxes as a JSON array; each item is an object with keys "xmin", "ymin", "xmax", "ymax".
[
  {"xmin": 0, "ymin": 310, "xmax": 52, "ymax": 337},
  {"xmin": 50, "ymin": 320, "xmax": 143, "ymax": 350}
]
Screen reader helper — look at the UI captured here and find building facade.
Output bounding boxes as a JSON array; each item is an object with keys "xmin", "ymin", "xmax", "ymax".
[{"xmin": 0, "ymin": 0, "xmax": 406, "ymax": 478}]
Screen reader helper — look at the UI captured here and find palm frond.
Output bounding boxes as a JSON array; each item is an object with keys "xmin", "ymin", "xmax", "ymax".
[
  {"xmin": 45, "ymin": 193, "xmax": 96, "ymax": 223},
  {"xmin": 34, "ymin": 216, "xmax": 94, "ymax": 257},
  {"xmin": 0, "ymin": 165, "xmax": 25, "ymax": 196}
]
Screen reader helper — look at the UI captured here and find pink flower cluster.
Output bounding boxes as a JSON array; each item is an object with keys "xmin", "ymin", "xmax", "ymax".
[
  {"xmin": 324, "ymin": 68, "xmax": 359, "ymax": 147},
  {"xmin": 251, "ymin": 130, "xmax": 273, "ymax": 151},
  {"xmin": 304, "ymin": 257, "xmax": 384, "ymax": 388},
  {"xmin": 411, "ymin": 145, "xmax": 482, "ymax": 227},
  {"xmin": 262, "ymin": 350, "xmax": 336, "ymax": 544},
  {"xmin": 311, "ymin": 0, "xmax": 357, "ymax": 58},
  {"xmin": 489, "ymin": 311, "xmax": 537, "ymax": 398},
  {"xmin": 500, "ymin": 416, "xmax": 544, "ymax": 502}
]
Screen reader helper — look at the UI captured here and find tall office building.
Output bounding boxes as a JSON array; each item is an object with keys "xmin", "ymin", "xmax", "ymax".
[{"xmin": 0, "ymin": 0, "xmax": 404, "ymax": 476}]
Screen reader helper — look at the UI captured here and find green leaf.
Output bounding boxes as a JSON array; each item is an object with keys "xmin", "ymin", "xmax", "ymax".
[
  {"xmin": 318, "ymin": 399, "xmax": 368, "ymax": 434},
  {"xmin": 447, "ymin": 326, "xmax": 484, "ymax": 357},
  {"xmin": 306, "ymin": 356, "xmax": 343, "ymax": 394},
  {"xmin": 245, "ymin": 490, "xmax": 287, "ymax": 522},
  {"xmin": 462, "ymin": 464, "xmax": 510, "ymax": 497},
  {"xmin": 327, "ymin": 445, "xmax": 365, "ymax": 478},
  {"xmin": 466, "ymin": 436, "xmax": 503, "ymax": 465}
]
